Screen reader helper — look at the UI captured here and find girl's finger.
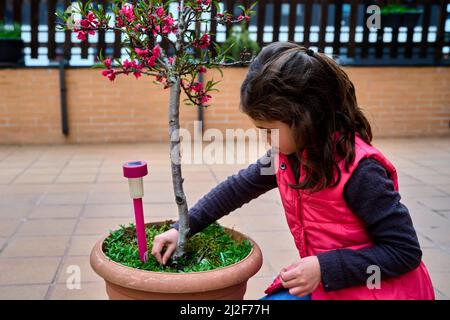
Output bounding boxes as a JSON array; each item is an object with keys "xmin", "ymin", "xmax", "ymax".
[
  {"xmin": 282, "ymin": 277, "xmax": 299, "ymax": 289},
  {"xmin": 288, "ymin": 286, "xmax": 303, "ymax": 297},
  {"xmin": 280, "ymin": 268, "xmax": 297, "ymax": 282},
  {"xmin": 162, "ymin": 244, "xmax": 176, "ymax": 265},
  {"xmin": 151, "ymin": 239, "xmax": 165, "ymax": 264}
]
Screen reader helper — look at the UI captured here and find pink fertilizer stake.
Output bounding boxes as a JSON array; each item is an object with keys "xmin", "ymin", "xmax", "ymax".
[{"xmin": 123, "ymin": 161, "xmax": 149, "ymax": 262}]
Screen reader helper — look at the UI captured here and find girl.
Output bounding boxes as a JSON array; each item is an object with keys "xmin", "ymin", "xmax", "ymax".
[{"xmin": 151, "ymin": 42, "xmax": 435, "ymax": 300}]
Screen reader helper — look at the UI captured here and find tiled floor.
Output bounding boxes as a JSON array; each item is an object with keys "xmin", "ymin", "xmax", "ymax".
[{"xmin": 0, "ymin": 137, "xmax": 449, "ymax": 300}]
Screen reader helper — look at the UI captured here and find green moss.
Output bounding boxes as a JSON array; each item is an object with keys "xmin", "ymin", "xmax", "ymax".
[{"xmin": 103, "ymin": 221, "xmax": 253, "ymax": 273}]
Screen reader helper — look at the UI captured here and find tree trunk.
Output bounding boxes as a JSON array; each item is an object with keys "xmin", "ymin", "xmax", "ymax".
[{"xmin": 168, "ymin": 77, "xmax": 190, "ymax": 260}]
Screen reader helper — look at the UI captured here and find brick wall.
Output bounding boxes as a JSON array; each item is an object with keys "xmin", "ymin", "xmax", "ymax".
[{"xmin": 0, "ymin": 67, "xmax": 448, "ymax": 144}]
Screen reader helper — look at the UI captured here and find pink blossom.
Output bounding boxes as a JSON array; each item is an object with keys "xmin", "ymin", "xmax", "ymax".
[
  {"xmin": 146, "ymin": 56, "xmax": 157, "ymax": 68},
  {"xmin": 116, "ymin": 16, "xmax": 125, "ymax": 28},
  {"xmin": 120, "ymin": 3, "xmax": 136, "ymax": 23},
  {"xmin": 200, "ymin": 94, "xmax": 212, "ymax": 104},
  {"xmin": 104, "ymin": 58, "xmax": 112, "ymax": 69},
  {"xmin": 156, "ymin": 6, "xmax": 165, "ymax": 19},
  {"xmin": 196, "ymin": 0, "xmax": 211, "ymax": 6},
  {"xmin": 198, "ymin": 66, "xmax": 207, "ymax": 74},
  {"xmin": 131, "ymin": 61, "xmax": 143, "ymax": 79},
  {"xmin": 122, "ymin": 59, "xmax": 133, "ymax": 75},
  {"xmin": 76, "ymin": 31, "xmax": 87, "ymax": 41},
  {"xmin": 85, "ymin": 12, "xmax": 99, "ymax": 26},
  {"xmin": 190, "ymin": 82, "xmax": 204, "ymax": 93},
  {"xmin": 152, "ymin": 45, "xmax": 161, "ymax": 59},
  {"xmin": 131, "ymin": 60, "xmax": 143, "ymax": 70},
  {"xmin": 161, "ymin": 16, "xmax": 175, "ymax": 34},
  {"xmin": 168, "ymin": 57, "xmax": 174, "ymax": 65},
  {"xmin": 162, "ymin": 25, "xmax": 171, "ymax": 34},
  {"xmin": 102, "ymin": 69, "xmax": 116, "ymax": 81},
  {"xmin": 236, "ymin": 15, "xmax": 251, "ymax": 22},
  {"xmin": 193, "ymin": 34, "xmax": 210, "ymax": 49},
  {"xmin": 135, "ymin": 48, "xmax": 149, "ymax": 57}
]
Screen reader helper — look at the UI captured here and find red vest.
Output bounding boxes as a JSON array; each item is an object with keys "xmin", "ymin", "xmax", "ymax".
[{"xmin": 268, "ymin": 134, "xmax": 434, "ymax": 300}]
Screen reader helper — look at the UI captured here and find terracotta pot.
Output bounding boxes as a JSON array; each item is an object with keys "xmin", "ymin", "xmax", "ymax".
[{"xmin": 90, "ymin": 222, "xmax": 263, "ymax": 300}]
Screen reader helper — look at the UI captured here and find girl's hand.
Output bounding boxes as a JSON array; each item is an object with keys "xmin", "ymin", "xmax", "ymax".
[
  {"xmin": 280, "ymin": 256, "xmax": 322, "ymax": 297},
  {"xmin": 151, "ymin": 228, "xmax": 179, "ymax": 265}
]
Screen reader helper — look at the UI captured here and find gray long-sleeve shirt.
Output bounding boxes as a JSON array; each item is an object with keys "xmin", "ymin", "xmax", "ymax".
[{"xmin": 172, "ymin": 150, "xmax": 422, "ymax": 292}]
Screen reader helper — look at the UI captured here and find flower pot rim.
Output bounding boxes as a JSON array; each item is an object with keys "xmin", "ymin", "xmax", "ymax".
[{"xmin": 90, "ymin": 221, "xmax": 263, "ymax": 293}]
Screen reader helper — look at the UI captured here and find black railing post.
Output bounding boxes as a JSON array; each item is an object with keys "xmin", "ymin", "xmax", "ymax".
[{"xmin": 59, "ymin": 59, "xmax": 69, "ymax": 136}]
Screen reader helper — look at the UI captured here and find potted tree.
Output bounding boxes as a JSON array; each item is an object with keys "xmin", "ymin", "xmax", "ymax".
[
  {"xmin": 0, "ymin": 21, "xmax": 24, "ymax": 66},
  {"xmin": 57, "ymin": 0, "xmax": 262, "ymax": 300}
]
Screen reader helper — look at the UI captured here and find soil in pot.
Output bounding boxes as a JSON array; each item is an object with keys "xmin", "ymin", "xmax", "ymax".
[{"xmin": 103, "ymin": 221, "xmax": 253, "ymax": 273}]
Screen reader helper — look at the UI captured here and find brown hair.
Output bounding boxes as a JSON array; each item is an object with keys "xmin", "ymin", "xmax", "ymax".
[{"xmin": 240, "ymin": 42, "xmax": 372, "ymax": 192}]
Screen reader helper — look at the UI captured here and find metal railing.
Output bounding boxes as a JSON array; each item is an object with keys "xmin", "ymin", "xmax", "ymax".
[{"xmin": 0, "ymin": 0, "xmax": 449, "ymax": 66}]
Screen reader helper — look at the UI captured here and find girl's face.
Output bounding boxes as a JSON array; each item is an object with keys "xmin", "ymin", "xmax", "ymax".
[{"xmin": 251, "ymin": 119, "xmax": 298, "ymax": 155}]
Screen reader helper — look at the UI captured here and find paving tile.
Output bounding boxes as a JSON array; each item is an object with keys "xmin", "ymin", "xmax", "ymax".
[
  {"xmin": 0, "ymin": 236, "xmax": 70, "ymax": 257},
  {"xmin": 417, "ymin": 197, "xmax": 450, "ymax": 211},
  {"xmin": 86, "ymin": 192, "xmax": 131, "ymax": 205},
  {"xmin": 56, "ymin": 256, "xmax": 103, "ymax": 283},
  {"xmin": 422, "ymin": 248, "xmax": 450, "ymax": 274},
  {"xmin": 12, "ymin": 174, "xmax": 57, "ymax": 184},
  {"xmin": 74, "ymin": 218, "xmax": 135, "ymax": 236},
  {"xmin": 400, "ymin": 185, "xmax": 448, "ymax": 197},
  {"xmin": 2, "ymin": 184, "xmax": 48, "ymax": 194},
  {"xmin": 55, "ymin": 174, "xmax": 97, "ymax": 184},
  {"xmin": 28, "ymin": 205, "xmax": 83, "ymax": 219},
  {"xmin": 245, "ymin": 277, "xmax": 274, "ymax": 300},
  {"xmin": 417, "ymin": 226, "xmax": 450, "ymax": 248},
  {"xmin": 434, "ymin": 289, "xmax": 449, "ymax": 300},
  {"xmin": 67, "ymin": 235, "xmax": 100, "ymax": 256},
  {"xmin": 0, "ymin": 257, "xmax": 61, "ymax": 285},
  {"xmin": 238, "ymin": 215, "xmax": 289, "ymax": 232},
  {"xmin": 0, "ymin": 194, "xmax": 42, "ymax": 206},
  {"xmin": 249, "ymin": 231, "xmax": 297, "ymax": 252},
  {"xmin": 83, "ymin": 204, "xmax": 134, "ymax": 218},
  {"xmin": 45, "ymin": 183, "xmax": 93, "ymax": 193},
  {"xmin": 40, "ymin": 193, "xmax": 89, "ymax": 206},
  {"xmin": 409, "ymin": 209, "xmax": 450, "ymax": 229},
  {"xmin": 0, "ymin": 219, "xmax": 22, "ymax": 237},
  {"xmin": 0, "ymin": 205, "xmax": 33, "ymax": 219},
  {"xmin": 49, "ymin": 282, "xmax": 108, "ymax": 300},
  {"xmin": 415, "ymin": 174, "xmax": 450, "ymax": 186},
  {"xmin": 0, "ymin": 285, "xmax": 49, "ymax": 299},
  {"xmin": 263, "ymin": 249, "xmax": 301, "ymax": 274},
  {"xmin": 232, "ymin": 201, "xmax": 284, "ymax": 217},
  {"xmin": 0, "ymin": 174, "xmax": 16, "ymax": 184},
  {"xmin": 23, "ymin": 167, "xmax": 62, "ymax": 175},
  {"xmin": 429, "ymin": 272, "xmax": 450, "ymax": 299},
  {"xmin": 417, "ymin": 233, "xmax": 436, "ymax": 249},
  {"xmin": 60, "ymin": 167, "xmax": 100, "ymax": 174},
  {"xmin": 436, "ymin": 184, "xmax": 450, "ymax": 196},
  {"xmin": 16, "ymin": 219, "xmax": 77, "ymax": 237}
]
